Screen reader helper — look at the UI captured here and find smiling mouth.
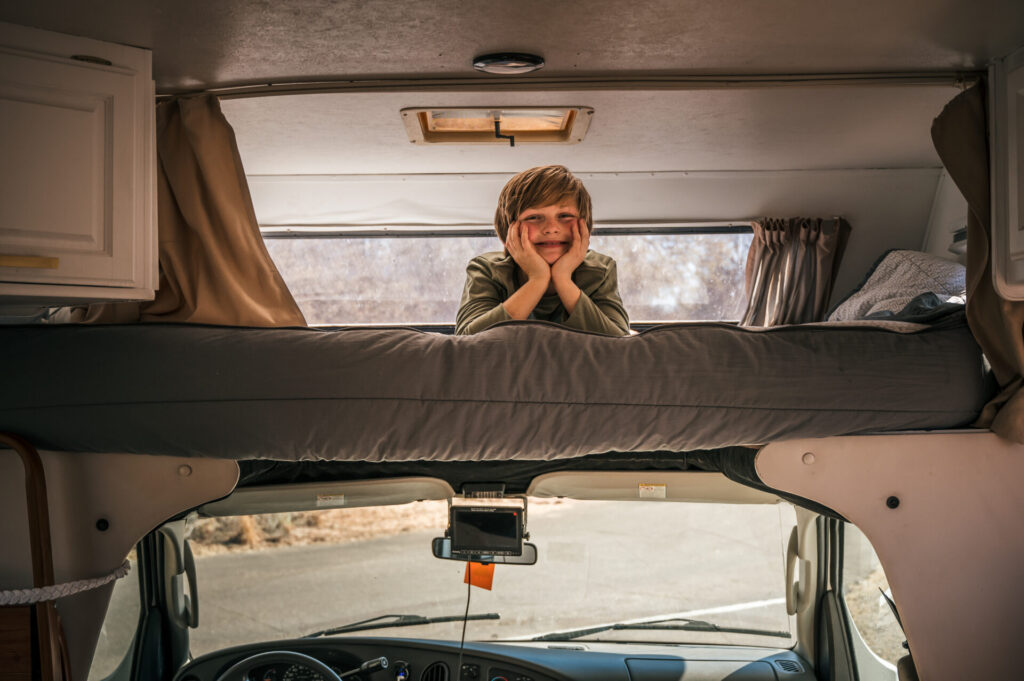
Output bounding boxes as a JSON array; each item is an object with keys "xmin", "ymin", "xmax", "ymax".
[{"xmin": 536, "ymin": 241, "xmax": 567, "ymax": 247}]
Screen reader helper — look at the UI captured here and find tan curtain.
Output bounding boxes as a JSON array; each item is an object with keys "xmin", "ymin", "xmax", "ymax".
[
  {"xmin": 932, "ymin": 83, "xmax": 1024, "ymax": 442},
  {"xmin": 71, "ymin": 95, "xmax": 306, "ymax": 326},
  {"xmin": 740, "ymin": 217, "xmax": 851, "ymax": 326}
]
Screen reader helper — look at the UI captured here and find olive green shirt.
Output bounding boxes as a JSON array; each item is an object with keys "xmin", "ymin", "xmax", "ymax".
[{"xmin": 455, "ymin": 251, "xmax": 630, "ymax": 336}]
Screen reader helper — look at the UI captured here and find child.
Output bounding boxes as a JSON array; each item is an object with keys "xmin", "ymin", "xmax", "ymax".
[{"xmin": 456, "ymin": 165, "xmax": 630, "ymax": 336}]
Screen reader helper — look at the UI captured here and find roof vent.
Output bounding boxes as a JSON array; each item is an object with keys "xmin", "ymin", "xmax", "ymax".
[
  {"xmin": 421, "ymin": 662, "xmax": 450, "ymax": 681},
  {"xmin": 775, "ymin": 659, "xmax": 804, "ymax": 673},
  {"xmin": 400, "ymin": 107, "xmax": 593, "ymax": 145}
]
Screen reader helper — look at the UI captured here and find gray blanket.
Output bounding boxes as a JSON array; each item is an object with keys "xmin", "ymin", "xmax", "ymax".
[{"xmin": 0, "ymin": 317, "xmax": 989, "ymax": 461}]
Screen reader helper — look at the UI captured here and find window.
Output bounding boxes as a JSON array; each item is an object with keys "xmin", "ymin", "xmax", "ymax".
[
  {"xmin": 186, "ymin": 499, "xmax": 794, "ymax": 656},
  {"xmin": 842, "ymin": 523, "xmax": 904, "ymax": 667},
  {"xmin": 264, "ymin": 226, "xmax": 752, "ymax": 326},
  {"xmin": 88, "ymin": 554, "xmax": 140, "ymax": 681}
]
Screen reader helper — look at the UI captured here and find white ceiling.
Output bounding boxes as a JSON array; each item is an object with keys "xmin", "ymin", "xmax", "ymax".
[
  {"xmin": 224, "ymin": 85, "xmax": 959, "ymax": 175},
  {"xmin": 3, "ymin": 1, "xmax": 1020, "ymax": 175},
  {"xmin": 1, "ymin": 0, "xmax": 1023, "ymax": 91}
]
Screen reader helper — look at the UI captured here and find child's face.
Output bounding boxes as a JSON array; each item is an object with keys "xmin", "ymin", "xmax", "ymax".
[{"xmin": 516, "ymin": 202, "xmax": 584, "ymax": 265}]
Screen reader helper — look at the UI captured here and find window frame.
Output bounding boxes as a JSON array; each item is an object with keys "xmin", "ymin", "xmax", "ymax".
[
  {"xmin": 261, "ymin": 221, "xmax": 755, "ymax": 329},
  {"xmin": 260, "ymin": 222, "xmax": 753, "ymax": 239}
]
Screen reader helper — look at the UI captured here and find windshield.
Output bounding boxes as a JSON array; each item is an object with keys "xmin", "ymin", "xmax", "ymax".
[{"xmin": 187, "ymin": 498, "xmax": 795, "ymax": 656}]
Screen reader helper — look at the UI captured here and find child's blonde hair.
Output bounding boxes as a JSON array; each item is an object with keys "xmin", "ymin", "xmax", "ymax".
[{"xmin": 494, "ymin": 165, "xmax": 593, "ymax": 243}]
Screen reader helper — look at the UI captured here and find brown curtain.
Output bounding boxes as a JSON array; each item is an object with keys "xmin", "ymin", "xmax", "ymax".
[
  {"xmin": 932, "ymin": 83, "xmax": 1024, "ymax": 442},
  {"xmin": 740, "ymin": 217, "xmax": 851, "ymax": 326},
  {"xmin": 70, "ymin": 95, "xmax": 306, "ymax": 326}
]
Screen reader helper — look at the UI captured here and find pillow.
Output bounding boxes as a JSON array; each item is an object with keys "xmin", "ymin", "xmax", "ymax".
[{"xmin": 828, "ymin": 250, "xmax": 966, "ymax": 322}]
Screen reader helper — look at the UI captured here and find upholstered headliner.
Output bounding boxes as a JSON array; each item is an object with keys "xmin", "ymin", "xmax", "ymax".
[{"xmin": 2, "ymin": 0, "xmax": 1022, "ymax": 90}]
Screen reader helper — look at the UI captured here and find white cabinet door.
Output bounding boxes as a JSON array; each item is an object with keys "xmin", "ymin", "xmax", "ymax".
[
  {"xmin": 0, "ymin": 22, "xmax": 155, "ymax": 304},
  {"xmin": 991, "ymin": 44, "xmax": 1024, "ymax": 299}
]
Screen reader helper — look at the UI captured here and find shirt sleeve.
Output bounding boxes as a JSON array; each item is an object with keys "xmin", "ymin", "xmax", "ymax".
[
  {"xmin": 455, "ymin": 257, "xmax": 513, "ymax": 335},
  {"xmin": 562, "ymin": 260, "xmax": 631, "ymax": 336}
]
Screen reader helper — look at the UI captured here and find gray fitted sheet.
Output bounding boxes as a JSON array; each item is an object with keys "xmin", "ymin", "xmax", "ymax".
[{"xmin": 0, "ymin": 315, "xmax": 989, "ymax": 461}]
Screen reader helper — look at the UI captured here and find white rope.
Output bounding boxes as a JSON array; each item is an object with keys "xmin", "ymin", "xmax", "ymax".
[{"xmin": 0, "ymin": 561, "xmax": 131, "ymax": 606}]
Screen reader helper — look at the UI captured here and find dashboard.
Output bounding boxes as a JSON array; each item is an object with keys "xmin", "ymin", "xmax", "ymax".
[{"xmin": 172, "ymin": 637, "xmax": 815, "ymax": 681}]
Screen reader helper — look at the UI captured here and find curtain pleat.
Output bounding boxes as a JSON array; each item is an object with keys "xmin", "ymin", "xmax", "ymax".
[
  {"xmin": 932, "ymin": 83, "xmax": 1024, "ymax": 442},
  {"xmin": 70, "ymin": 95, "xmax": 306, "ymax": 327},
  {"xmin": 740, "ymin": 217, "xmax": 850, "ymax": 326}
]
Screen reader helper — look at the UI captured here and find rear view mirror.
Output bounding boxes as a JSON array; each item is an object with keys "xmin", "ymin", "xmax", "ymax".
[{"xmin": 432, "ymin": 537, "xmax": 538, "ymax": 565}]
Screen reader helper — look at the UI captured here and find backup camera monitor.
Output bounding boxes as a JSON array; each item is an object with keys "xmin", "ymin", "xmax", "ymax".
[{"xmin": 449, "ymin": 500, "xmax": 525, "ymax": 556}]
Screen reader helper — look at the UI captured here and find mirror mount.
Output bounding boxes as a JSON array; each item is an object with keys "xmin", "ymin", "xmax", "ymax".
[{"xmin": 431, "ymin": 537, "xmax": 537, "ymax": 565}]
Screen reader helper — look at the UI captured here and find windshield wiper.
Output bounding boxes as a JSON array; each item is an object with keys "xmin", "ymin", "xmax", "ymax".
[
  {"xmin": 304, "ymin": 612, "xmax": 500, "ymax": 639},
  {"xmin": 528, "ymin": 616, "xmax": 790, "ymax": 642}
]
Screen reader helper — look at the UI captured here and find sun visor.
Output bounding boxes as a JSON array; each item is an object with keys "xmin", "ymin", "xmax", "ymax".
[
  {"xmin": 199, "ymin": 477, "xmax": 454, "ymax": 517},
  {"xmin": 527, "ymin": 471, "xmax": 779, "ymax": 504}
]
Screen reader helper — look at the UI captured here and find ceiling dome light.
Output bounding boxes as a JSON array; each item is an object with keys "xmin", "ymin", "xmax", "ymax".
[{"xmin": 472, "ymin": 53, "xmax": 545, "ymax": 75}]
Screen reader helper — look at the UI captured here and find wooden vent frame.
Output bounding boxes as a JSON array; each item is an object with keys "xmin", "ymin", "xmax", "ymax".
[{"xmin": 401, "ymin": 106, "xmax": 594, "ymax": 144}]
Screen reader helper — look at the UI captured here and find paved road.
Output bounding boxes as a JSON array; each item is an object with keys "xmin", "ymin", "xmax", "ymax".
[{"xmin": 90, "ymin": 501, "xmax": 794, "ymax": 678}]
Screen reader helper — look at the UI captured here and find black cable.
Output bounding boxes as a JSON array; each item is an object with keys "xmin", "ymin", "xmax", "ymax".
[
  {"xmin": 455, "ymin": 566, "xmax": 472, "ymax": 681},
  {"xmin": 494, "ymin": 120, "xmax": 515, "ymax": 147}
]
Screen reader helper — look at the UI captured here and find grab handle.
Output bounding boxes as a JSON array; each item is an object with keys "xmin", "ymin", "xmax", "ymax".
[{"xmin": 0, "ymin": 432, "xmax": 70, "ymax": 681}]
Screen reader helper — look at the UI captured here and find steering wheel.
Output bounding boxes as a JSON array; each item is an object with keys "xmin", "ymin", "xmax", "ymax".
[{"xmin": 213, "ymin": 650, "xmax": 343, "ymax": 681}]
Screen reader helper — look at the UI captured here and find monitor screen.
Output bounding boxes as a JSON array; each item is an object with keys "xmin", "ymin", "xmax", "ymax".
[{"xmin": 450, "ymin": 507, "xmax": 521, "ymax": 555}]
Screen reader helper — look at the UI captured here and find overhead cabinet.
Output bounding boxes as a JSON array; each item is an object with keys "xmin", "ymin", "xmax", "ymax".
[{"xmin": 0, "ymin": 22, "xmax": 155, "ymax": 305}]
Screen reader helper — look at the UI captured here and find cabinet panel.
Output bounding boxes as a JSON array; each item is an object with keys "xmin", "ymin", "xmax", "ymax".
[
  {"xmin": 0, "ymin": 88, "xmax": 108, "ymax": 251},
  {"xmin": 0, "ymin": 23, "xmax": 154, "ymax": 304}
]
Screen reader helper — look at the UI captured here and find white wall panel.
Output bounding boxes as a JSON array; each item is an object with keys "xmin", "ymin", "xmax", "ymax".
[
  {"xmin": 922, "ymin": 170, "xmax": 968, "ymax": 261},
  {"xmin": 225, "ymin": 86, "xmax": 953, "ymax": 176},
  {"xmin": 250, "ymin": 168, "xmax": 941, "ymax": 303}
]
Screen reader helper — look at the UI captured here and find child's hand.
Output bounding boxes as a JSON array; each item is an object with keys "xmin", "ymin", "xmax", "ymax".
[
  {"xmin": 506, "ymin": 220, "xmax": 551, "ymax": 283},
  {"xmin": 551, "ymin": 218, "xmax": 590, "ymax": 282}
]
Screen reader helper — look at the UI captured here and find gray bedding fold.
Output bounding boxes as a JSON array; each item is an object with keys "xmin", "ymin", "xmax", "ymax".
[{"xmin": 0, "ymin": 317, "xmax": 989, "ymax": 461}]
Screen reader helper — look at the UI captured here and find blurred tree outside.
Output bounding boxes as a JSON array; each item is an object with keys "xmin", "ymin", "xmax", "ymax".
[{"xmin": 264, "ymin": 231, "xmax": 752, "ymax": 325}]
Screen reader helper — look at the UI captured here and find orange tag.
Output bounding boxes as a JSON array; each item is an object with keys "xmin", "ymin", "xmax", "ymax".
[{"xmin": 463, "ymin": 562, "xmax": 495, "ymax": 590}]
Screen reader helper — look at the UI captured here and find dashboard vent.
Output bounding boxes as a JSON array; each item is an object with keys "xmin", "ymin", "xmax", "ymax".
[
  {"xmin": 421, "ymin": 662, "xmax": 449, "ymax": 681},
  {"xmin": 775, "ymin": 659, "xmax": 804, "ymax": 673}
]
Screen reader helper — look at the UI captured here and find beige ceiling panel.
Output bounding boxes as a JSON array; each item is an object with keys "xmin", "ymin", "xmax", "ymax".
[
  {"xmin": 247, "ymin": 168, "xmax": 941, "ymax": 299},
  {"xmin": 223, "ymin": 86, "xmax": 955, "ymax": 175},
  {"xmin": 2, "ymin": 1, "xmax": 1022, "ymax": 89}
]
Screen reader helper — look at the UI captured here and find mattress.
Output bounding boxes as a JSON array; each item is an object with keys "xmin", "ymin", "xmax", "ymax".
[{"xmin": 0, "ymin": 314, "xmax": 989, "ymax": 461}]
